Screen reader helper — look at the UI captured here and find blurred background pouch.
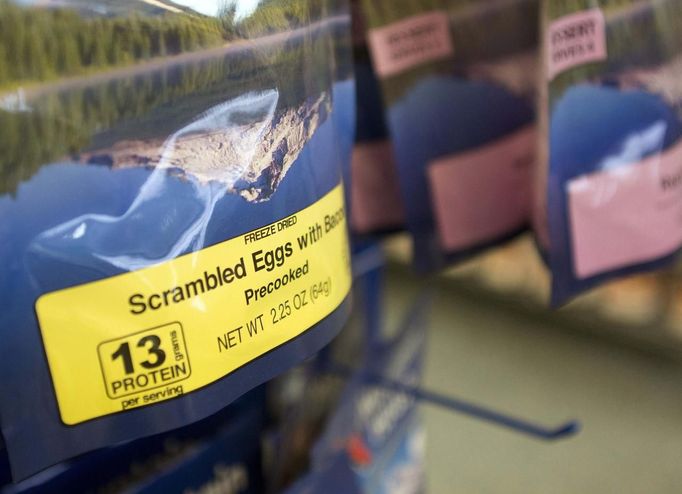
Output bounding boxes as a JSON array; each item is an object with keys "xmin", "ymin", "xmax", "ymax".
[
  {"xmin": 350, "ymin": 0, "xmax": 405, "ymax": 237},
  {"xmin": 540, "ymin": 0, "xmax": 682, "ymax": 305},
  {"xmin": 309, "ymin": 296, "xmax": 429, "ymax": 494},
  {"xmin": 362, "ymin": 0, "xmax": 539, "ymax": 270}
]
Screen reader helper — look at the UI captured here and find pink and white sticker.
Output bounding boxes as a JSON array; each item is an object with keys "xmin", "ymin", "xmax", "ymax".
[
  {"xmin": 368, "ymin": 11, "xmax": 454, "ymax": 79},
  {"xmin": 568, "ymin": 139, "xmax": 682, "ymax": 279},
  {"xmin": 428, "ymin": 126, "xmax": 534, "ymax": 251},
  {"xmin": 547, "ymin": 8, "xmax": 607, "ymax": 80}
]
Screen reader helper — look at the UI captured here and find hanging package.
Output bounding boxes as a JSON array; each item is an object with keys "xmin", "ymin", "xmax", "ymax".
[
  {"xmin": 263, "ymin": 273, "xmax": 370, "ymax": 493},
  {"xmin": 309, "ymin": 295, "xmax": 429, "ymax": 494},
  {"xmin": 361, "ymin": 0, "xmax": 538, "ymax": 270},
  {"xmin": 264, "ymin": 363, "xmax": 347, "ymax": 492},
  {"xmin": 116, "ymin": 411, "xmax": 264, "ymax": 494},
  {"xmin": 538, "ymin": 0, "xmax": 682, "ymax": 304},
  {"xmin": 0, "ymin": 0, "xmax": 353, "ymax": 479},
  {"xmin": 349, "ymin": 0, "xmax": 404, "ymax": 236}
]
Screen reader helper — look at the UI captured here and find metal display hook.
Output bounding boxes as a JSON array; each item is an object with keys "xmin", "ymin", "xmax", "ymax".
[
  {"xmin": 347, "ymin": 240, "xmax": 580, "ymax": 442},
  {"xmin": 327, "ymin": 361, "xmax": 579, "ymax": 441}
]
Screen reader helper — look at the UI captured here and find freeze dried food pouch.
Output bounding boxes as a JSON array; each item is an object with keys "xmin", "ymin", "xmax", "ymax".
[
  {"xmin": 263, "ymin": 272, "xmax": 380, "ymax": 493},
  {"xmin": 362, "ymin": 0, "xmax": 538, "ymax": 270},
  {"xmin": 0, "ymin": 0, "xmax": 353, "ymax": 479},
  {"xmin": 540, "ymin": 0, "xmax": 682, "ymax": 305},
  {"xmin": 263, "ymin": 362, "xmax": 347, "ymax": 492},
  {"xmin": 310, "ymin": 295, "xmax": 429, "ymax": 494},
  {"xmin": 350, "ymin": 0, "xmax": 405, "ymax": 236}
]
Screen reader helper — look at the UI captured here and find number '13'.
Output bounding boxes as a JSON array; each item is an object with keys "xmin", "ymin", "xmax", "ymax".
[{"xmin": 111, "ymin": 335, "xmax": 166, "ymax": 374}]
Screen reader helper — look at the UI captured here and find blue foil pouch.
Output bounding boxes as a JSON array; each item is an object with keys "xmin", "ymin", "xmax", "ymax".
[
  {"xmin": 349, "ymin": 0, "xmax": 404, "ymax": 236},
  {"xmin": 0, "ymin": 0, "xmax": 353, "ymax": 479},
  {"xmin": 362, "ymin": 0, "xmax": 538, "ymax": 270},
  {"xmin": 538, "ymin": 0, "xmax": 682, "ymax": 304},
  {"xmin": 309, "ymin": 295, "xmax": 429, "ymax": 494}
]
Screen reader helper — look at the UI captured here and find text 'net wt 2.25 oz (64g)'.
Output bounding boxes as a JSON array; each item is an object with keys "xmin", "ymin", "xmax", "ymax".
[
  {"xmin": 361, "ymin": 0, "xmax": 539, "ymax": 270},
  {"xmin": 0, "ymin": 0, "xmax": 355, "ymax": 479},
  {"xmin": 535, "ymin": 0, "xmax": 682, "ymax": 305}
]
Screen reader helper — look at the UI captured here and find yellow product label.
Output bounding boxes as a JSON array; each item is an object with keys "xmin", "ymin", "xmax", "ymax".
[{"xmin": 36, "ymin": 184, "xmax": 351, "ymax": 425}]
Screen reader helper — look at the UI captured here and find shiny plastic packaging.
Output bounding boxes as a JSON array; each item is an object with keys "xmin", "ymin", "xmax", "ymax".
[
  {"xmin": 0, "ymin": 0, "xmax": 353, "ymax": 479},
  {"xmin": 362, "ymin": 0, "xmax": 538, "ymax": 270},
  {"xmin": 310, "ymin": 297, "xmax": 428, "ymax": 494},
  {"xmin": 537, "ymin": 0, "xmax": 682, "ymax": 304},
  {"xmin": 263, "ymin": 277, "xmax": 367, "ymax": 493}
]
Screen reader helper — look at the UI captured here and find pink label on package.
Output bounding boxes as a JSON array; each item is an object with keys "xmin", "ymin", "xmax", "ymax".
[
  {"xmin": 428, "ymin": 126, "xmax": 535, "ymax": 251},
  {"xmin": 568, "ymin": 140, "xmax": 682, "ymax": 279},
  {"xmin": 351, "ymin": 141, "xmax": 405, "ymax": 233},
  {"xmin": 368, "ymin": 11, "xmax": 453, "ymax": 78},
  {"xmin": 547, "ymin": 8, "xmax": 607, "ymax": 80}
]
